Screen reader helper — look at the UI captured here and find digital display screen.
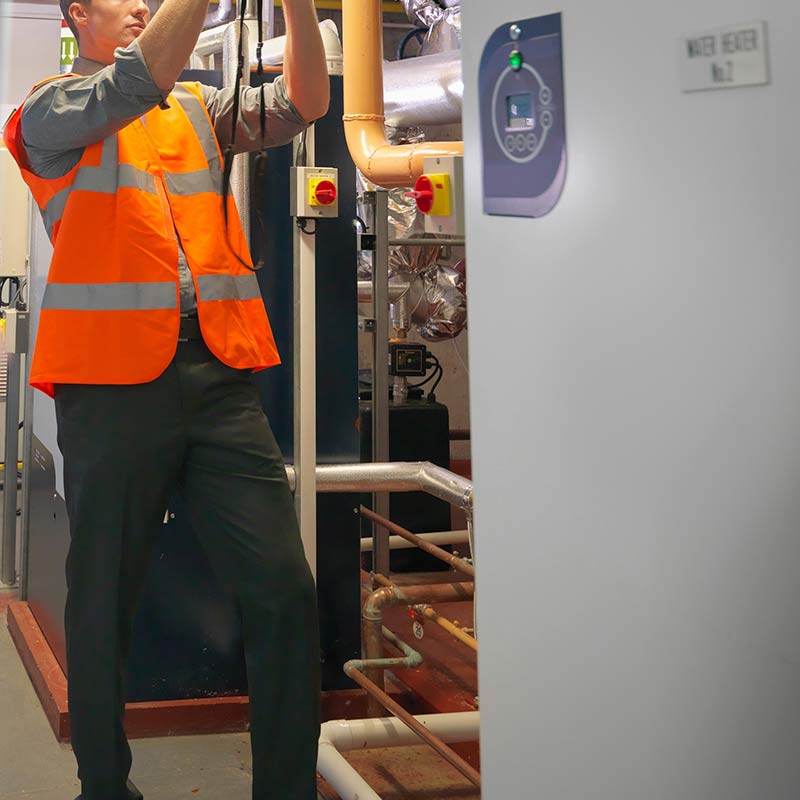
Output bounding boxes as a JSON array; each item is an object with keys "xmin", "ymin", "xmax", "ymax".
[{"xmin": 506, "ymin": 93, "xmax": 534, "ymax": 130}]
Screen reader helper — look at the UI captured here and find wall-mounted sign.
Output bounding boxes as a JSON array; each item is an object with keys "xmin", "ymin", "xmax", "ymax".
[{"xmin": 678, "ymin": 21, "xmax": 769, "ymax": 92}]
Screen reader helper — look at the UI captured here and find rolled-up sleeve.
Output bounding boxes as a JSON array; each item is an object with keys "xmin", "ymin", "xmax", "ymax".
[
  {"xmin": 202, "ymin": 75, "xmax": 310, "ymax": 155},
  {"xmin": 21, "ymin": 40, "xmax": 168, "ymax": 179}
]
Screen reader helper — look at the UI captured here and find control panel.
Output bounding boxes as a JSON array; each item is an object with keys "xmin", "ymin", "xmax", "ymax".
[
  {"xmin": 479, "ymin": 13, "xmax": 566, "ymax": 218},
  {"xmin": 290, "ymin": 166, "xmax": 339, "ymax": 218}
]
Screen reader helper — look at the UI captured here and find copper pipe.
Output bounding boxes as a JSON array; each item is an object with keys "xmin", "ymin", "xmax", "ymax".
[
  {"xmin": 344, "ymin": 663, "xmax": 481, "ymax": 788},
  {"xmin": 368, "ymin": 572, "xmax": 478, "ymax": 650},
  {"xmin": 360, "ymin": 506, "xmax": 475, "ymax": 578},
  {"xmin": 342, "ymin": 0, "xmax": 463, "ymax": 188},
  {"xmin": 362, "ymin": 580, "xmax": 474, "ymax": 716}
]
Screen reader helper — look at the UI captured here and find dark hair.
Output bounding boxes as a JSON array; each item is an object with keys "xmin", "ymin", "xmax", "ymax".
[{"xmin": 60, "ymin": 0, "xmax": 81, "ymax": 42}]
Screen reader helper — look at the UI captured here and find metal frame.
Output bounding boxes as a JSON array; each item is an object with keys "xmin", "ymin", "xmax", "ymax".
[{"xmin": 293, "ymin": 127, "xmax": 318, "ymax": 580}]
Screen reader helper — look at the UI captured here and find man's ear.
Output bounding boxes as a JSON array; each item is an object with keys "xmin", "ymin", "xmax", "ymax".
[{"xmin": 69, "ymin": 2, "xmax": 89, "ymax": 32}]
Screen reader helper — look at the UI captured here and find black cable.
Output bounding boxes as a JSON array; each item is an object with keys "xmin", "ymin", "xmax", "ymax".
[
  {"xmin": 297, "ymin": 217, "xmax": 319, "ymax": 236},
  {"xmin": 409, "ymin": 364, "xmax": 440, "ymax": 389},
  {"xmin": 352, "ymin": 215, "xmax": 367, "ymax": 234},
  {"xmin": 427, "ymin": 364, "xmax": 443, "ymax": 401},
  {"xmin": 424, "ymin": 352, "xmax": 443, "ymax": 401},
  {"xmin": 397, "ymin": 27, "xmax": 427, "ymax": 60}
]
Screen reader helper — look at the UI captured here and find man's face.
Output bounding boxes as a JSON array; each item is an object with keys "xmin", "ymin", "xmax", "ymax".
[{"xmin": 71, "ymin": 0, "xmax": 149, "ymax": 58}]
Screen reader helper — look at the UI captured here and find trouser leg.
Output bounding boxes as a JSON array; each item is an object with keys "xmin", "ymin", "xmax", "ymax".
[
  {"xmin": 56, "ymin": 371, "xmax": 185, "ymax": 800},
  {"xmin": 178, "ymin": 353, "xmax": 320, "ymax": 800}
]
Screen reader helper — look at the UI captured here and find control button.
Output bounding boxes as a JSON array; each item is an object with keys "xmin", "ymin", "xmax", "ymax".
[
  {"xmin": 509, "ymin": 23, "xmax": 522, "ymax": 41},
  {"xmin": 526, "ymin": 133, "xmax": 537, "ymax": 150},
  {"xmin": 509, "ymin": 49, "xmax": 523, "ymax": 71},
  {"xmin": 541, "ymin": 109, "xmax": 553, "ymax": 129},
  {"xmin": 505, "ymin": 134, "xmax": 516, "ymax": 151},
  {"xmin": 540, "ymin": 86, "xmax": 552, "ymax": 105}
]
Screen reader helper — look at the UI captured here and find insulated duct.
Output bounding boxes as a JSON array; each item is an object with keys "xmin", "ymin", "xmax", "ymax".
[
  {"xmin": 202, "ymin": 0, "xmax": 235, "ymax": 31},
  {"xmin": 383, "ymin": 51, "xmax": 462, "ymax": 128},
  {"xmin": 342, "ymin": 0, "xmax": 463, "ymax": 188},
  {"xmin": 419, "ymin": 6, "xmax": 461, "ymax": 55},
  {"xmin": 399, "ymin": 0, "xmax": 448, "ymax": 28}
]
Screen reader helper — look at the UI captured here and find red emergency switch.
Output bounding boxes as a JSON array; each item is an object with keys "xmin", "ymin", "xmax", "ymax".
[
  {"xmin": 311, "ymin": 179, "xmax": 337, "ymax": 207},
  {"xmin": 408, "ymin": 175, "xmax": 435, "ymax": 214}
]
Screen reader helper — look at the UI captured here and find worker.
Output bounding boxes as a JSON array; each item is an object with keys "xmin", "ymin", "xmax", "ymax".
[{"xmin": 2, "ymin": 0, "xmax": 329, "ymax": 797}]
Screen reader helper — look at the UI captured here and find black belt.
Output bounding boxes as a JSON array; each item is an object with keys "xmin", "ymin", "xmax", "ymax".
[{"xmin": 178, "ymin": 315, "xmax": 202, "ymax": 342}]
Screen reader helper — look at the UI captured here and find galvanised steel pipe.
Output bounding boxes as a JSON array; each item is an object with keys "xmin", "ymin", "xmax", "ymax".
[{"xmin": 284, "ymin": 461, "xmax": 474, "ymax": 514}]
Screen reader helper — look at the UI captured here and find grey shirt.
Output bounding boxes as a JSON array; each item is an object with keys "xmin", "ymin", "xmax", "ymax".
[{"xmin": 21, "ymin": 40, "xmax": 309, "ymax": 313}]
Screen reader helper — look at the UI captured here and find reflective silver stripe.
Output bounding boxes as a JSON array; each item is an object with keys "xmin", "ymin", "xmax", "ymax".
[
  {"xmin": 41, "ymin": 282, "xmax": 177, "ymax": 311},
  {"xmin": 164, "ymin": 169, "xmax": 219, "ymax": 196},
  {"xmin": 172, "ymin": 84, "xmax": 223, "ymax": 185},
  {"xmin": 42, "ymin": 136, "xmax": 156, "ymax": 239},
  {"xmin": 119, "ymin": 164, "xmax": 157, "ymax": 194},
  {"xmin": 197, "ymin": 274, "xmax": 261, "ymax": 302}
]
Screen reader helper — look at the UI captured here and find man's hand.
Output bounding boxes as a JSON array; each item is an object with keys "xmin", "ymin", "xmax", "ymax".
[{"xmin": 282, "ymin": 0, "xmax": 330, "ymax": 122}]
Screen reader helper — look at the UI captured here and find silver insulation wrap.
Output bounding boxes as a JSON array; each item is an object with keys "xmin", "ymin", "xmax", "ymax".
[
  {"xmin": 384, "ymin": 51, "xmax": 463, "ymax": 128},
  {"xmin": 357, "ymin": 129, "xmax": 466, "ymax": 341},
  {"xmin": 400, "ymin": 0, "xmax": 446, "ymax": 28},
  {"xmin": 417, "ymin": 258, "xmax": 466, "ymax": 341},
  {"xmin": 420, "ymin": 7, "xmax": 461, "ymax": 55}
]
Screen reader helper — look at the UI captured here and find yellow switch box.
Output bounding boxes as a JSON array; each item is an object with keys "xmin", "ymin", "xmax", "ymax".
[
  {"xmin": 290, "ymin": 167, "xmax": 339, "ymax": 218},
  {"xmin": 308, "ymin": 177, "xmax": 338, "ymax": 207},
  {"xmin": 426, "ymin": 173, "xmax": 452, "ymax": 217}
]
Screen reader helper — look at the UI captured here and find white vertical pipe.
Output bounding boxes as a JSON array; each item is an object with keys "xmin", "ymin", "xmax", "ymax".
[{"xmin": 293, "ymin": 127, "xmax": 317, "ymax": 580}]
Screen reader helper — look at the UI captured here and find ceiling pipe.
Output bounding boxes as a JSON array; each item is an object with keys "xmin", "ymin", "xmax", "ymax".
[
  {"xmin": 342, "ymin": 0, "xmax": 463, "ymax": 188},
  {"xmin": 202, "ymin": 0, "xmax": 235, "ymax": 31}
]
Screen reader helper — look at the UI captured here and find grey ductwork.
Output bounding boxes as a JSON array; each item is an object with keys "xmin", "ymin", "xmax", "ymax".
[
  {"xmin": 203, "ymin": 0, "xmax": 235, "ymax": 31},
  {"xmin": 384, "ymin": 51, "xmax": 462, "ymax": 128}
]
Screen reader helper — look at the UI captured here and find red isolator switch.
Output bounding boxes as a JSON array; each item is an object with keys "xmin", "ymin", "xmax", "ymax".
[
  {"xmin": 309, "ymin": 178, "xmax": 337, "ymax": 207},
  {"xmin": 407, "ymin": 175, "xmax": 435, "ymax": 214},
  {"xmin": 406, "ymin": 173, "xmax": 451, "ymax": 216}
]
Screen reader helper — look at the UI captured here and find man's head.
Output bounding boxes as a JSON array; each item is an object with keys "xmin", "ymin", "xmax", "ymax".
[{"xmin": 60, "ymin": 0, "xmax": 149, "ymax": 63}]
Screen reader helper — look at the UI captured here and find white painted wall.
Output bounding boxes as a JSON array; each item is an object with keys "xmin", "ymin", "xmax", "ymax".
[
  {"xmin": 463, "ymin": 1, "xmax": 800, "ymax": 798},
  {"xmin": 0, "ymin": 2, "xmax": 61, "ymax": 114}
]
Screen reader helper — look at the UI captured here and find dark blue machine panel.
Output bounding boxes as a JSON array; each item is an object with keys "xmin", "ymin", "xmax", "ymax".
[{"xmin": 479, "ymin": 13, "xmax": 567, "ymax": 217}]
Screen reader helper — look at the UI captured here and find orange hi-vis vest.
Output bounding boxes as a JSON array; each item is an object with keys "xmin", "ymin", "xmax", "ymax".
[{"xmin": 3, "ymin": 79, "xmax": 280, "ymax": 397}]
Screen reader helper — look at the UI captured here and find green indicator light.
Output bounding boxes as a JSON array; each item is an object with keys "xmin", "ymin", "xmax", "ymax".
[{"xmin": 509, "ymin": 49, "xmax": 523, "ymax": 71}]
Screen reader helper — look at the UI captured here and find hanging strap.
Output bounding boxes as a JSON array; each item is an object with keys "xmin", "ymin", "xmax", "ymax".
[{"xmin": 220, "ymin": 0, "xmax": 269, "ymax": 272}]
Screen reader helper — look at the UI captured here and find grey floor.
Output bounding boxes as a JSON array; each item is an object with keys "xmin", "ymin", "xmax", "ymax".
[{"xmin": 0, "ymin": 594, "xmax": 262, "ymax": 800}]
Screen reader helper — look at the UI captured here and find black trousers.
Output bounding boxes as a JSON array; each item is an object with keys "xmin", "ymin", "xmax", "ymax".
[{"xmin": 55, "ymin": 341, "xmax": 320, "ymax": 800}]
